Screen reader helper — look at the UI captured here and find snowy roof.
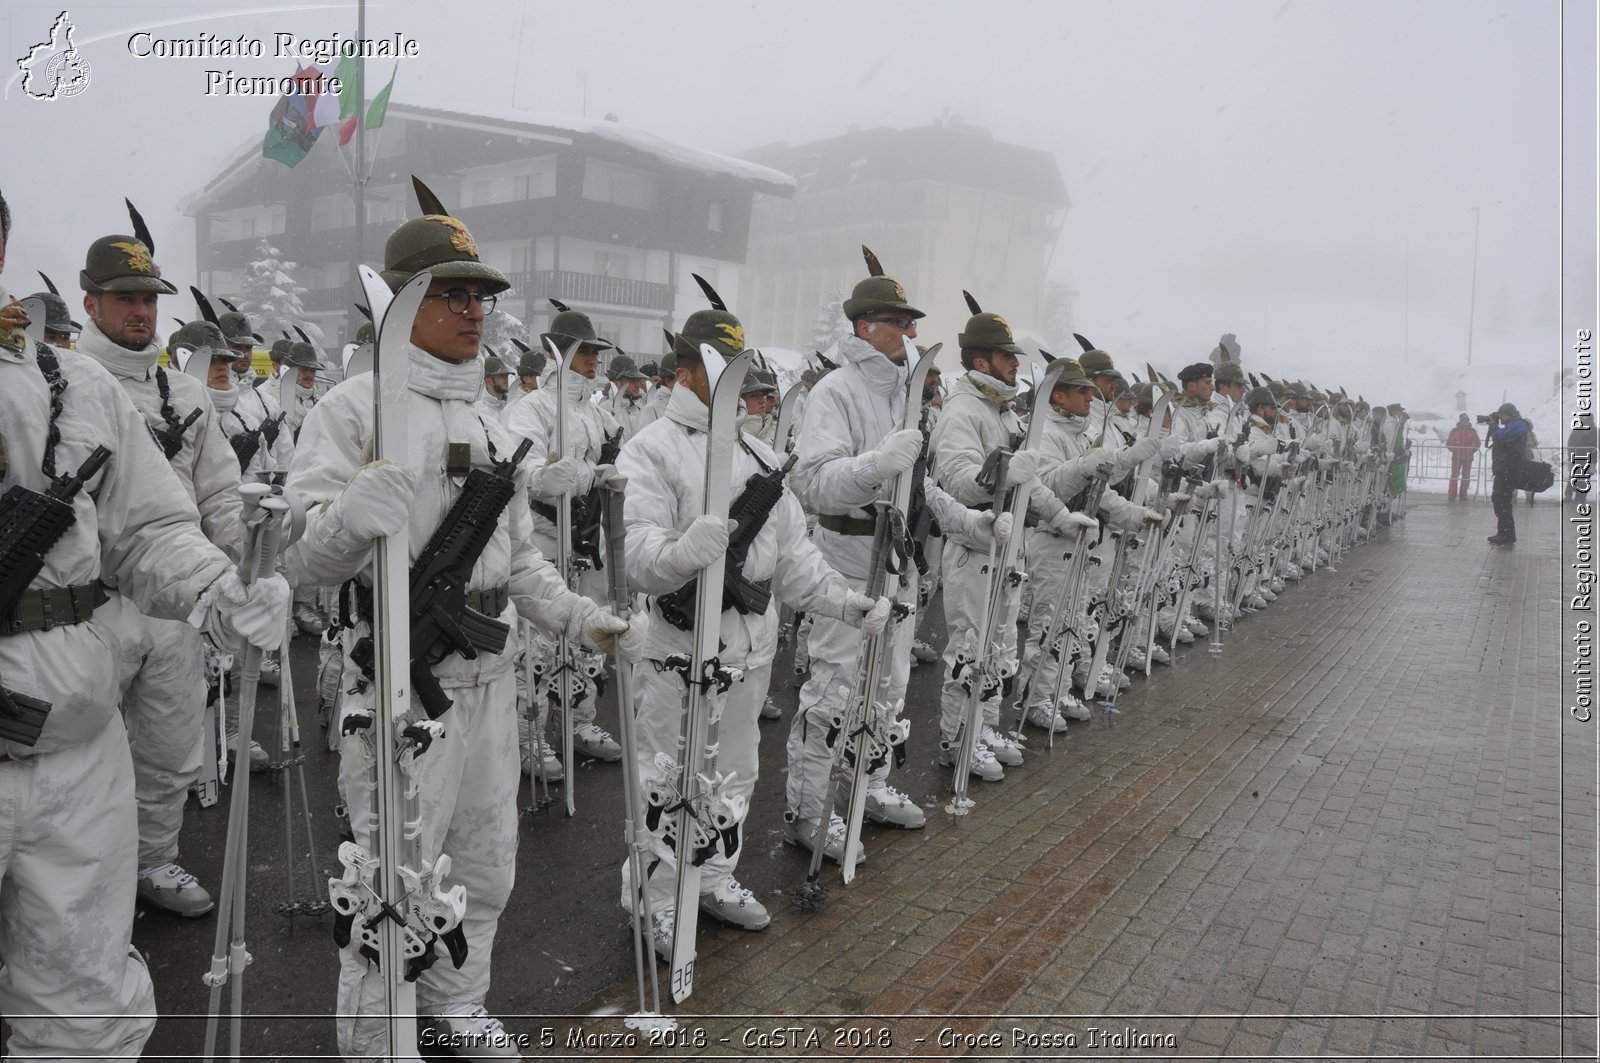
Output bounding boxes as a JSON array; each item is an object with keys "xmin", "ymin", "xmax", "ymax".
[
  {"xmin": 742, "ymin": 123, "xmax": 1069, "ymax": 207},
  {"xmin": 183, "ymin": 101, "xmax": 793, "ymax": 216},
  {"xmin": 396, "ymin": 103, "xmax": 795, "ymax": 193}
]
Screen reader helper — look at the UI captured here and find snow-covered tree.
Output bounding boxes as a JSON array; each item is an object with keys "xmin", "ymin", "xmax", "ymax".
[
  {"xmin": 1038, "ymin": 280, "xmax": 1077, "ymax": 355},
  {"xmin": 482, "ymin": 308, "xmax": 530, "ymax": 354},
  {"xmin": 239, "ymin": 239, "xmax": 323, "ymax": 346},
  {"xmin": 809, "ymin": 292, "xmax": 851, "ymax": 361}
]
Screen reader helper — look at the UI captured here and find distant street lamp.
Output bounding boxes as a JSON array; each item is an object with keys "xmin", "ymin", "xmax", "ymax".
[{"xmin": 1466, "ymin": 207, "xmax": 1481, "ymax": 367}]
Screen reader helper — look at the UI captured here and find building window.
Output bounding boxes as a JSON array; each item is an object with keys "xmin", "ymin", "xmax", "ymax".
[
  {"xmin": 582, "ymin": 159, "xmax": 657, "ymax": 211},
  {"xmin": 594, "ymin": 250, "xmax": 629, "ymax": 278},
  {"xmin": 708, "ymin": 201, "xmax": 724, "ymax": 232}
]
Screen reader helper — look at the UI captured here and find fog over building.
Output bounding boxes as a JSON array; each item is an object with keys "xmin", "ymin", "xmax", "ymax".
[
  {"xmin": 183, "ymin": 102, "xmax": 793, "ymax": 351},
  {"xmin": 740, "ymin": 120, "xmax": 1070, "ymax": 355}
]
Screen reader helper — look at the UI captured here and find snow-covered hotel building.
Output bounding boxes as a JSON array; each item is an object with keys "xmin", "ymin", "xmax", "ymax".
[{"xmin": 184, "ymin": 102, "xmax": 795, "ymax": 352}]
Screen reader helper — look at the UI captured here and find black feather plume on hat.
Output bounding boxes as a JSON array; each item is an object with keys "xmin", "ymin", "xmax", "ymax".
[
  {"xmin": 862, "ymin": 245, "xmax": 884, "ymax": 277},
  {"xmin": 190, "ymin": 286, "xmax": 220, "ymax": 325},
  {"xmin": 411, "ymin": 175, "xmax": 448, "ymax": 217},
  {"xmin": 1073, "ymin": 333, "xmax": 1095, "ymax": 353},
  {"xmin": 548, "ymin": 298, "xmax": 570, "ymax": 313},
  {"xmin": 125, "ymin": 199, "xmax": 154, "ymax": 253},
  {"xmin": 37, "ymin": 271, "xmax": 59, "ymax": 296},
  {"xmin": 693, "ymin": 273, "xmax": 726, "ymax": 311},
  {"xmin": 963, "ymin": 290, "xmax": 982, "ymax": 315}
]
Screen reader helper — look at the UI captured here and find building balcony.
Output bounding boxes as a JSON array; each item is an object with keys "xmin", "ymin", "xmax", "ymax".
[
  {"xmin": 303, "ymin": 268, "xmax": 674, "ymax": 321},
  {"xmin": 506, "ymin": 269, "xmax": 674, "ymax": 313}
]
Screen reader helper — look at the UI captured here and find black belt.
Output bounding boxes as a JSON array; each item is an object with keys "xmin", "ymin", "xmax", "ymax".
[
  {"xmin": 3, "ymin": 583, "xmax": 108, "ymax": 636},
  {"xmin": 817, "ymin": 513, "xmax": 876, "ymax": 537}
]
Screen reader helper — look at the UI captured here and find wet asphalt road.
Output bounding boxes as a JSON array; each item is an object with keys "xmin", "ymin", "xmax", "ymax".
[{"xmin": 136, "ymin": 606, "xmax": 961, "ymax": 1060}]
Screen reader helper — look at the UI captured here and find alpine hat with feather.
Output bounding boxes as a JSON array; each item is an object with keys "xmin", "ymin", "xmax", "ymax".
[
  {"xmin": 843, "ymin": 245, "xmax": 924, "ymax": 321},
  {"xmin": 80, "ymin": 199, "xmax": 178, "ymax": 294},
  {"xmin": 380, "ymin": 177, "xmax": 510, "ymax": 295}
]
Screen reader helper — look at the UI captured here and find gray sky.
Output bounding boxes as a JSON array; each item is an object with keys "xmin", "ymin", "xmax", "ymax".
[{"xmin": 1, "ymin": 0, "xmax": 1585, "ymax": 409}]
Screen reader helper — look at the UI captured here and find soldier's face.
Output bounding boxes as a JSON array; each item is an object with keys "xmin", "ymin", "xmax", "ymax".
[
  {"xmin": 44, "ymin": 329, "xmax": 74, "ymax": 349},
  {"xmin": 207, "ymin": 357, "xmax": 232, "ymax": 390},
  {"xmin": 1053, "ymin": 383, "xmax": 1095, "ymax": 417},
  {"xmin": 1116, "ymin": 396, "xmax": 1135, "ymax": 414},
  {"xmin": 230, "ymin": 344, "xmax": 254, "ymax": 372},
  {"xmin": 519, "ymin": 373, "xmax": 539, "ymax": 392},
  {"xmin": 857, "ymin": 316, "xmax": 917, "ymax": 362},
  {"xmin": 411, "ymin": 279, "xmax": 486, "ymax": 363},
  {"xmin": 486, "ymin": 372, "xmax": 510, "ymax": 398},
  {"xmin": 85, "ymin": 291, "xmax": 158, "ymax": 350},
  {"xmin": 623, "ymin": 378, "xmax": 647, "ymax": 399},
  {"xmin": 677, "ymin": 360, "xmax": 711, "ymax": 404},
  {"xmin": 571, "ymin": 345, "xmax": 601, "ymax": 379},
  {"xmin": 296, "ymin": 367, "xmax": 317, "ymax": 388},
  {"xmin": 1094, "ymin": 375, "xmax": 1118, "ymax": 400},
  {"xmin": 1186, "ymin": 378, "xmax": 1215, "ymax": 402},
  {"xmin": 977, "ymin": 350, "xmax": 1019, "ymax": 387}
]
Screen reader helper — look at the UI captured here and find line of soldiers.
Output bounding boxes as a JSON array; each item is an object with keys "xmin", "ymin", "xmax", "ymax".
[{"xmin": 0, "ymin": 175, "xmax": 1409, "ymax": 1059}]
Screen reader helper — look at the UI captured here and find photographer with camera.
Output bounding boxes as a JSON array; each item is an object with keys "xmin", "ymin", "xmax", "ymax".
[{"xmin": 1484, "ymin": 402, "xmax": 1530, "ymax": 545}]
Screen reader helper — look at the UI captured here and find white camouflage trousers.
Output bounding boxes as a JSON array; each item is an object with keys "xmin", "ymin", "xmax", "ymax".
[
  {"xmin": 620, "ymin": 630, "xmax": 762, "ymax": 913},
  {"xmin": 115, "ymin": 610, "xmax": 207, "ymax": 869},
  {"xmin": 0, "ymin": 715, "xmax": 156, "ymax": 1059},
  {"xmin": 938, "ymin": 539, "xmax": 1021, "ymax": 739},
  {"xmin": 785, "ymin": 573, "xmax": 913, "ymax": 822},
  {"xmin": 335, "ymin": 673, "xmax": 518, "ymax": 1061}
]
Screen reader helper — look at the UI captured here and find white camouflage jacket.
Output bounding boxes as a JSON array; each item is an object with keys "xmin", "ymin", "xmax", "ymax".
[
  {"xmin": 790, "ymin": 337, "xmax": 976, "ymax": 580},
  {"xmin": 286, "ymin": 348, "xmax": 599, "ymax": 691},
  {"xmin": 77, "ymin": 319, "xmax": 242, "ymax": 558},
  {"xmin": 616, "ymin": 383, "xmax": 850, "ymax": 670},
  {"xmin": 0, "ymin": 342, "xmax": 231, "ymax": 752}
]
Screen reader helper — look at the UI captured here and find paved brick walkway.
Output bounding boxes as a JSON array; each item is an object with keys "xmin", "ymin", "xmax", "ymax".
[{"xmin": 560, "ymin": 496, "xmax": 1598, "ymax": 1060}]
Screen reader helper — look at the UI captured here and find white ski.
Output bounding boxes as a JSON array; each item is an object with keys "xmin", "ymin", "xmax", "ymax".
[
  {"xmin": 946, "ymin": 360, "xmax": 1065, "ymax": 815},
  {"xmin": 839, "ymin": 339, "xmax": 941, "ymax": 882},
  {"xmin": 667, "ymin": 346, "xmax": 756, "ymax": 1003},
  {"xmin": 354, "ymin": 265, "xmax": 429, "ymax": 1059}
]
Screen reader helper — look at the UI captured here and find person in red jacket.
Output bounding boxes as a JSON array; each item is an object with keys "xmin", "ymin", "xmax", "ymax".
[{"xmin": 1445, "ymin": 414, "xmax": 1480, "ymax": 500}]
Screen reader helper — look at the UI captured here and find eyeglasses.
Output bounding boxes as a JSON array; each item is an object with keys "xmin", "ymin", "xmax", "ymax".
[
  {"xmin": 867, "ymin": 315, "xmax": 917, "ymax": 330},
  {"xmin": 428, "ymin": 289, "xmax": 497, "ymax": 315}
]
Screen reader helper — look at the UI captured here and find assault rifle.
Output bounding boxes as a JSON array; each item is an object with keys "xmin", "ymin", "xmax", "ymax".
[
  {"xmin": 0, "ymin": 445, "xmax": 112, "ymax": 745},
  {"xmin": 658, "ymin": 451, "xmax": 797, "ymax": 632},
  {"xmin": 570, "ymin": 427, "xmax": 622, "ymax": 572},
  {"xmin": 229, "ymin": 412, "xmax": 287, "ymax": 471},
  {"xmin": 149, "ymin": 408, "xmax": 205, "ymax": 461},
  {"xmin": 408, "ymin": 437, "xmax": 535, "ymax": 718}
]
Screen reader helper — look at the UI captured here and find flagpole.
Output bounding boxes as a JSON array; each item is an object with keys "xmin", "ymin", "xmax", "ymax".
[{"xmin": 352, "ymin": 0, "xmax": 367, "ymax": 341}]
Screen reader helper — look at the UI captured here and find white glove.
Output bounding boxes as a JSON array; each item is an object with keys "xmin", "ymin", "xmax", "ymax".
[
  {"xmin": 1142, "ymin": 508, "xmax": 1169, "ymax": 527},
  {"xmin": 535, "ymin": 456, "xmax": 589, "ymax": 499},
  {"xmin": 993, "ymin": 511, "xmax": 1014, "ymax": 544},
  {"xmin": 1073, "ymin": 446, "xmax": 1112, "ymax": 475},
  {"xmin": 1246, "ymin": 436, "xmax": 1278, "ymax": 460},
  {"xmin": 578, "ymin": 603, "xmax": 647, "ymax": 656},
  {"xmin": 200, "ymin": 571, "xmax": 291, "ymax": 652},
  {"xmin": 592, "ymin": 463, "xmax": 625, "ymax": 490},
  {"xmin": 660, "ymin": 515, "xmax": 731, "ymax": 578},
  {"xmin": 1166, "ymin": 491, "xmax": 1192, "ymax": 507},
  {"xmin": 336, "ymin": 460, "xmax": 416, "ymax": 543},
  {"xmin": 1049, "ymin": 509, "xmax": 1098, "ymax": 537},
  {"xmin": 1180, "ymin": 438, "xmax": 1221, "ymax": 463},
  {"xmin": 1120, "ymin": 435, "xmax": 1160, "ymax": 465},
  {"xmin": 1193, "ymin": 480, "xmax": 1221, "ymax": 500},
  {"xmin": 1273, "ymin": 459, "xmax": 1295, "ymax": 478},
  {"xmin": 1005, "ymin": 449, "xmax": 1045, "ymax": 486},
  {"xmin": 864, "ymin": 429, "xmax": 924, "ymax": 481},
  {"xmin": 842, "ymin": 592, "xmax": 892, "ymax": 637}
]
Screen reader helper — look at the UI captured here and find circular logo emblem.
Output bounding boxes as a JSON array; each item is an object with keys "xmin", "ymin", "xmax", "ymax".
[{"xmin": 44, "ymin": 50, "xmax": 91, "ymax": 98}]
